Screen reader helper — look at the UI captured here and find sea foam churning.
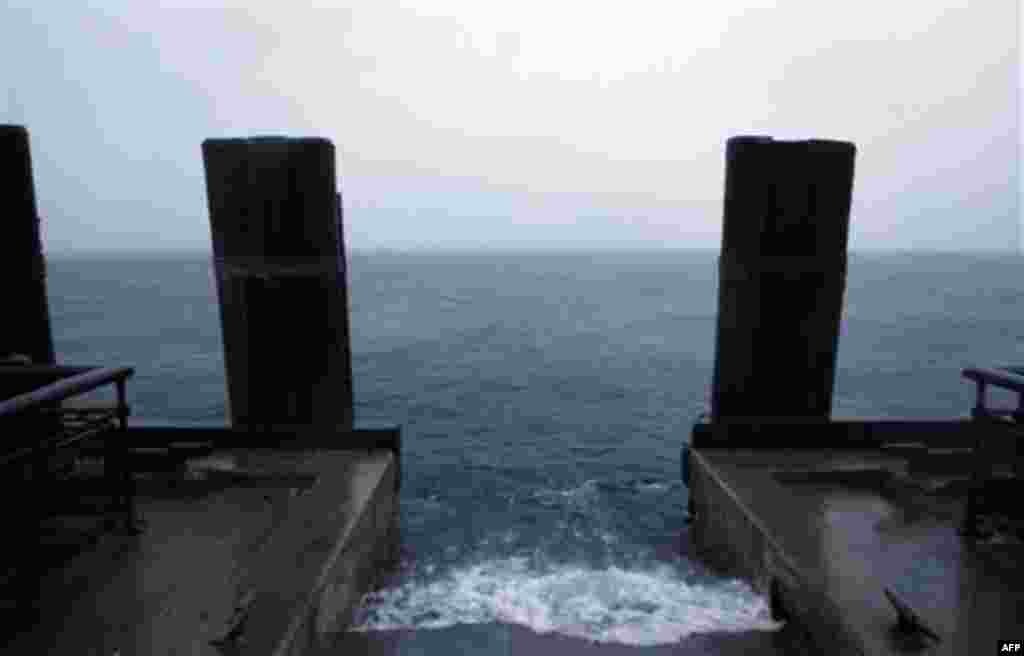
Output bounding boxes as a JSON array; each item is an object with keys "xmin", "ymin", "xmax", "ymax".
[
  {"xmin": 351, "ymin": 556, "xmax": 781, "ymax": 646},
  {"xmin": 351, "ymin": 478, "xmax": 782, "ymax": 646}
]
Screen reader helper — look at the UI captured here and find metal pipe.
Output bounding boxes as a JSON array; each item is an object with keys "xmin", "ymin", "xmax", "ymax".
[
  {"xmin": 963, "ymin": 367, "xmax": 1024, "ymax": 395},
  {"xmin": 0, "ymin": 366, "xmax": 134, "ymax": 418}
]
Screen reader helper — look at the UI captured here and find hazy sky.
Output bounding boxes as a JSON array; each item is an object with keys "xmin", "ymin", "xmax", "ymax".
[{"xmin": 3, "ymin": 1, "xmax": 1020, "ymax": 252}]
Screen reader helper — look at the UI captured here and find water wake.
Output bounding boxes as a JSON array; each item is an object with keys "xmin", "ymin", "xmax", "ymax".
[{"xmin": 351, "ymin": 557, "xmax": 782, "ymax": 646}]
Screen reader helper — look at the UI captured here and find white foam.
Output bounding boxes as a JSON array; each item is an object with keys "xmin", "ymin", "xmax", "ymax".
[
  {"xmin": 533, "ymin": 478, "xmax": 677, "ymax": 498},
  {"xmin": 351, "ymin": 558, "xmax": 782, "ymax": 646},
  {"xmin": 532, "ymin": 479, "xmax": 600, "ymax": 501}
]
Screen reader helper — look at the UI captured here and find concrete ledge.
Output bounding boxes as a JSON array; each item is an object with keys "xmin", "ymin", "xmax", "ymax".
[
  {"xmin": 124, "ymin": 425, "xmax": 401, "ymax": 489},
  {"xmin": 691, "ymin": 419, "xmax": 988, "ymax": 450},
  {"xmin": 223, "ymin": 449, "xmax": 398, "ymax": 655},
  {"xmin": 688, "ymin": 448, "xmax": 863, "ymax": 656},
  {"xmin": 2, "ymin": 447, "xmax": 399, "ymax": 656},
  {"xmin": 688, "ymin": 446, "xmax": 1024, "ymax": 656},
  {"xmin": 123, "ymin": 425, "xmax": 400, "ymax": 456},
  {"xmin": 271, "ymin": 451, "xmax": 398, "ymax": 655}
]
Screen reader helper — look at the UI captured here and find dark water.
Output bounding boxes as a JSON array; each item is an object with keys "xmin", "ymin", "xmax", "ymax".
[{"xmin": 45, "ymin": 250, "xmax": 1023, "ymax": 651}]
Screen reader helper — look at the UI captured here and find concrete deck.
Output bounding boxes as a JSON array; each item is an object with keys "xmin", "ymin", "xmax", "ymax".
[
  {"xmin": 688, "ymin": 446, "xmax": 1024, "ymax": 655},
  {"xmin": 1, "ymin": 447, "xmax": 397, "ymax": 656}
]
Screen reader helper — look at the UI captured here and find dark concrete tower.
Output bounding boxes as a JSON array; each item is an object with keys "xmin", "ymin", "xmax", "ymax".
[
  {"xmin": 710, "ymin": 136, "xmax": 856, "ymax": 421},
  {"xmin": 201, "ymin": 137, "xmax": 354, "ymax": 439},
  {"xmin": 1, "ymin": 125, "xmax": 56, "ymax": 366}
]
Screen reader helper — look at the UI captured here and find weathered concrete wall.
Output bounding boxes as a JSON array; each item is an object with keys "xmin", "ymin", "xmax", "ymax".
[
  {"xmin": 312, "ymin": 454, "xmax": 398, "ymax": 644},
  {"xmin": 690, "ymin": 447, "xmax": 774, "ymax": 586},
  {"xmin": 265, "ymin": 450, "xmax": 398, "ymax": 656}
]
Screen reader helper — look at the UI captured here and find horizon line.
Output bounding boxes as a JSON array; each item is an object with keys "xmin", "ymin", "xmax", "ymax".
[{"xmin": 44, "ymin": 246, "xmax": 1022, "ymax": 257}]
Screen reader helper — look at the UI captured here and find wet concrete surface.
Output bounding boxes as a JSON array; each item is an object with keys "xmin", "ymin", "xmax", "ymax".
[
  {"xmin": 691, "ymin": 448, "xmax": 1024, "ymax": 655},
  {"xmin": 0, "ymin": 448, "xmax": 395, "ymax": 656}
]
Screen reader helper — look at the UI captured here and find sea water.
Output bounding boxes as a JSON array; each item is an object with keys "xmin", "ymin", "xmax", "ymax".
[{"xmin": 46, "ymin": 250, "xmax": 1023, "ymax": 651}]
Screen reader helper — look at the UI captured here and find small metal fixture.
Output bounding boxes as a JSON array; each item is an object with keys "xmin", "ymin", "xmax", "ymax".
[{"xmin": 884, "ymin": 587, "xmax": 941, "ymax": 643}]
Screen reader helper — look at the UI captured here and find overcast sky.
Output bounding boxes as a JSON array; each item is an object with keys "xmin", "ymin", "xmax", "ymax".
[{"xmin": 3, "ymin": 1, "xmax": 1020, "ymax": 252}]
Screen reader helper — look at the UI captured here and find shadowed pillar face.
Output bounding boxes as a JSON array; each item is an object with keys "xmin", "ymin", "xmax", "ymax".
[
  {"xmin": 0, "ymin": 125, "xmax": 55, "ymax": 367},
  {"xmin": 711, "ymin": 136, "xmax": 856, "ymax": 422},
  {"xmin": 201, "ymin": 136, "xmax": 354, "ymax": 436}
]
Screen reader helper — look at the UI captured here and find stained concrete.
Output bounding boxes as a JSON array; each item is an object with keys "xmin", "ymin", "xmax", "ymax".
[
  {"xmin": 1, "ymin": 448, "xmax": 397, "ymax": 655},
  {"xmin": 688, "ymin": 447, "xmax": 1024, "ymax": 655}
]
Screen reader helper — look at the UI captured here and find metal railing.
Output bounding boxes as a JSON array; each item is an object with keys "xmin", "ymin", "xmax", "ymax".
[
  {"xmin": 963, "ymin": 366, "xmax": 1024, "ymax": 417},
  {"xmin": 0, "ymin": 365, "xmax": 132, "ymax": 417},
  {"xmin": 0, "ymin": 364, "xmax": 136, "ymax": 532},
  {"xmin": 960, "ymin": 366, "xmax": 1024, "ymax": 538}
]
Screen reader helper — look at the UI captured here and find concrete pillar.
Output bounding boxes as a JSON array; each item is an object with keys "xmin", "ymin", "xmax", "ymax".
[
  {"xmin": 710, "ymin": 136, "xmax": 856, "ymax": 421},
  {"xmin": 0, "ymin": 125, "xmax": 55, "ymax": 366},
  {"xmin": 201, "ymin": 137, "xmax": 354, "ymax": 438}
]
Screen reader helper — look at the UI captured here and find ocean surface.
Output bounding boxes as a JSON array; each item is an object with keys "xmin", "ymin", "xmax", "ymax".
[{"xmin": 46, "ymin": 250, "xmax": 1023, "ymax": 653}]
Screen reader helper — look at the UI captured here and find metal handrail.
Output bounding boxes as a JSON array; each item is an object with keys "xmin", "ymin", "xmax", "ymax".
[
  {"xmin": 960, "ymin": 365, "xmax": 1024, "ymax": 538},
  {"xmin": 0, "ymin": 364, "xmax": 137, "ymax": 534},
  {"xmin": 963, "ymin": 367, "xmax": 1024, "ymax": 396},
  {"xmin": 0, "ymin": 366, "xmax": 134, "ymax": 418}
]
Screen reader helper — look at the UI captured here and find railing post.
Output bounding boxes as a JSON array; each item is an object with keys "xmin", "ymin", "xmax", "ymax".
[
  {"xmin": 114, "ymin": 377, "xmax": 137, "ymax": 531},
  {"xmin": 710, "ymin": 136, "xmax": 856, "ymax": 422},
  {"xmin": 201, "ymin": 137, "xmax": 355, "ymax": 441},
  {"xmin": 972, "ymin": 381, "xmax": 987, "ymax": 420},
  {"xmin": 0, "ymin": 125, "xmax": 55, "ymax": 368}
]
